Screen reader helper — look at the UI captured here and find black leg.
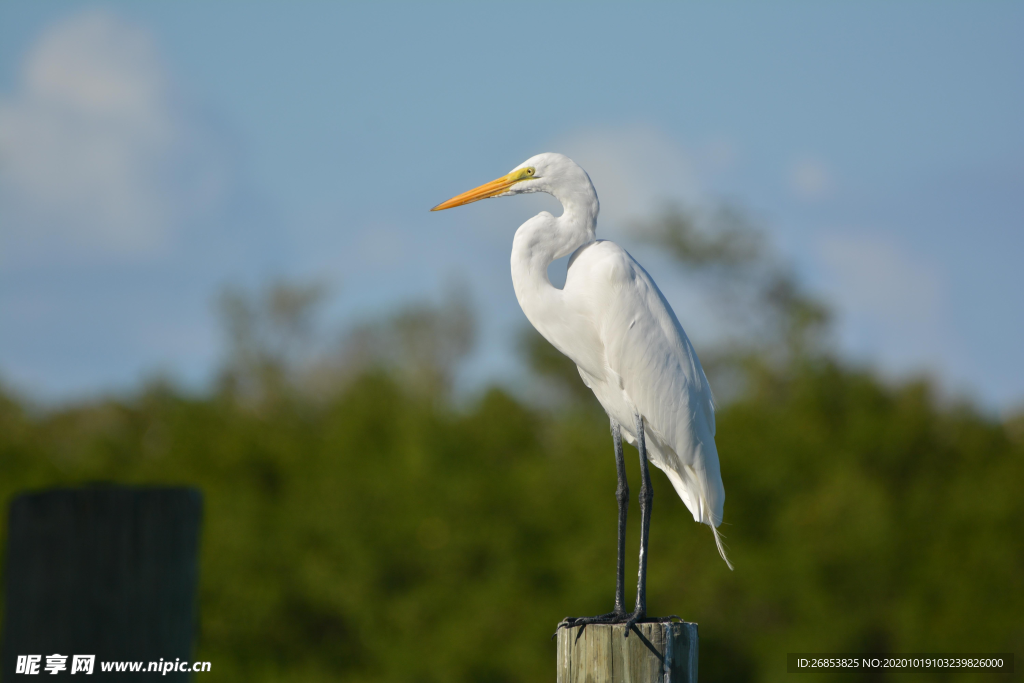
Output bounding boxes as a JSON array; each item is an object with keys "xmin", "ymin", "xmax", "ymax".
[
  {"xmin": 555, "ymin": 413, "xmax": 676, "ymax": 640},
  {"xmin": 553, "ymin": 420, "xmax": 630, "ymax": 637},
  {"xmin": 625, "ymin": 411, "xmax": 653, "ymax": 633},
  {"xmin": 611, "ymin": 421, "xmax": 629, "ymax": 615}
]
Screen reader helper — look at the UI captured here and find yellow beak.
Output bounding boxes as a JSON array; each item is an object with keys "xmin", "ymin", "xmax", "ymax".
[{"xmin": 431, "ymin": 172, "xmax": 523, "ymax": 211}]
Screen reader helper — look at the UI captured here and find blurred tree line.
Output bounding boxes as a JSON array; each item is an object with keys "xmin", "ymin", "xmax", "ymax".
[{"xmin": 0, "ymin": 206, "xmax": 1021, "ymax": 683}]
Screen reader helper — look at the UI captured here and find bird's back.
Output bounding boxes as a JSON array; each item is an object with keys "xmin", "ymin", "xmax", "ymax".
[{"xmin": 558, "ymin": 241, "xmax": 727, "ymax": 546}]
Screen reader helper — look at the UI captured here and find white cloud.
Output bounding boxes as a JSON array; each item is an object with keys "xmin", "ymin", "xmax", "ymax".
[
  {"xmin": 819, "ymin": 234, "xmax": 940, "ymax": 321},
  {"xmin": 0, "ymin": 10, "xmax": 229, "ymax": 262},
  {"xmin": 790, "ymin": 157, "xmax": 833, "ymax": 201},
  {"xmin": 701, "ymin": 136, "xmax": 740, "ymax": 174},
  {"xmin": 816, "ymin": 233, "xmax": 954, "ymax": 373},
  {"xmin": 554, "ymin": 125, "xmax": 702, "ymax": 236}
]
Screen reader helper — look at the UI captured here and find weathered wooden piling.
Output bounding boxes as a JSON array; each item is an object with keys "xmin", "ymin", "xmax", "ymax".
[{"xmin": 556, "ymin": 621, "xmax": 698, "ymax": 683}]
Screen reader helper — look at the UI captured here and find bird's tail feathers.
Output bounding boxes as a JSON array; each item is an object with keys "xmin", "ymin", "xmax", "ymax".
[
  {"xmin": 658, "ymin": 446, "xmax": 734, "ymax": 570},
  {"xmin": 708, "ymin": 516, "xmax": 734, "ymax": 571},
  {"xmin": 698, "ymin": 466, "xmax": 733, "ymax": 571}
]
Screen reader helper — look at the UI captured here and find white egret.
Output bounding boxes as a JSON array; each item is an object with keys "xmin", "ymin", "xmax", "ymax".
[{"xmin": 432, "ymin": 153, "xmax": 731, "ymax": 635}]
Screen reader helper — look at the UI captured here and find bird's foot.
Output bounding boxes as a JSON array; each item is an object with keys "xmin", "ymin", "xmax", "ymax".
[
  {"xmin": 554, "ymin": 612, "xmax": 682, "ymax": 641},
  {"xmin": 557, "ymin": 611, "xmax": 627, "ymax": 629},
  {"xmin": 622, "ymin": 612, "xmax": 682, "ymax": 638},
  {"xmin": 622, "ymin": 609, "xmax": 647, "ymax": 636},
  {"xmin": 553, "ymin": 611, "xmax": 627, "ymax": 641}
]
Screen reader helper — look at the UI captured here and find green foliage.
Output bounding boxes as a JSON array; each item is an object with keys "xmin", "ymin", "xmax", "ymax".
[
  {"xmin": 217, "ymin": 280, "xmax": 329, "ymax": 402},
  {"xmin": 216, "ymin": 279, "xmax": 476, "ymax": 405},
  {"xmin": 0, "ymin": 359, "xmax": 1021, "ymax": 682}
]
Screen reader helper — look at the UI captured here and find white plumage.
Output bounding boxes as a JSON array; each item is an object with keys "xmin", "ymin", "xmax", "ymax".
[{"xmin": 433, "ymin": 152, "xmax": 732, "ymax": 625}]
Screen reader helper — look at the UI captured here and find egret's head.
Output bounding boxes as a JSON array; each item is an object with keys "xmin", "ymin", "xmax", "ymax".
[{"xmin": 431, "ymin": 152, "xmax": 595, "ymax": 211}]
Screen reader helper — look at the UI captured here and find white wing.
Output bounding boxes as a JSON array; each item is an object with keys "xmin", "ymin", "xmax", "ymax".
[{"xmin": 560, "ymin": 240, "xmax": 731, "ymax": 566}]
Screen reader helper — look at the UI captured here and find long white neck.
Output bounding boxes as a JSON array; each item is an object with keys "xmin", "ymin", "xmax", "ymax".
[{"xmin": 510, "ymin": 186, "xmax": 598, "ymax": 344}]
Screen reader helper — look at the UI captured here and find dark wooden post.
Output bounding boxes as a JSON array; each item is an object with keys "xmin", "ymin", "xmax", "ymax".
[
  {"xmin": 556, "ymin": 622, "xmax": 698, "ymax": 683},
  {"xmin": 1, "ymin": 486, "xmax": 202, "ymax": 681}
]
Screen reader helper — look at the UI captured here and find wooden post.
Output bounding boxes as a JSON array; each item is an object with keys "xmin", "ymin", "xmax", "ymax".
[
  {"xmin": 557, "ymin": 622, "xmax": 698, "ymax": 683},
  {"xmin": 1, "ymin": 486, "xmax": 202, "ymax": 681}
]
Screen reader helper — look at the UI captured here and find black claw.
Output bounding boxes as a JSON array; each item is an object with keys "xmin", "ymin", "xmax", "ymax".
[{"xmin": 555, "ymin": 614, "xmax": 683, "ymax": 641}]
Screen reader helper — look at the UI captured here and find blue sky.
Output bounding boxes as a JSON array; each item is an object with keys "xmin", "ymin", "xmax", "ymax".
[{"xmin": 1, "ymin": 3, "xmax": 1022, "ymax": 411}]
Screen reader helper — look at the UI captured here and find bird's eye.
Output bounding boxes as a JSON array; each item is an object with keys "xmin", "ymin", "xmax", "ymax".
[{"xmin": 526, "ymin": 168, "xmax": 534, "ymax": 176}]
